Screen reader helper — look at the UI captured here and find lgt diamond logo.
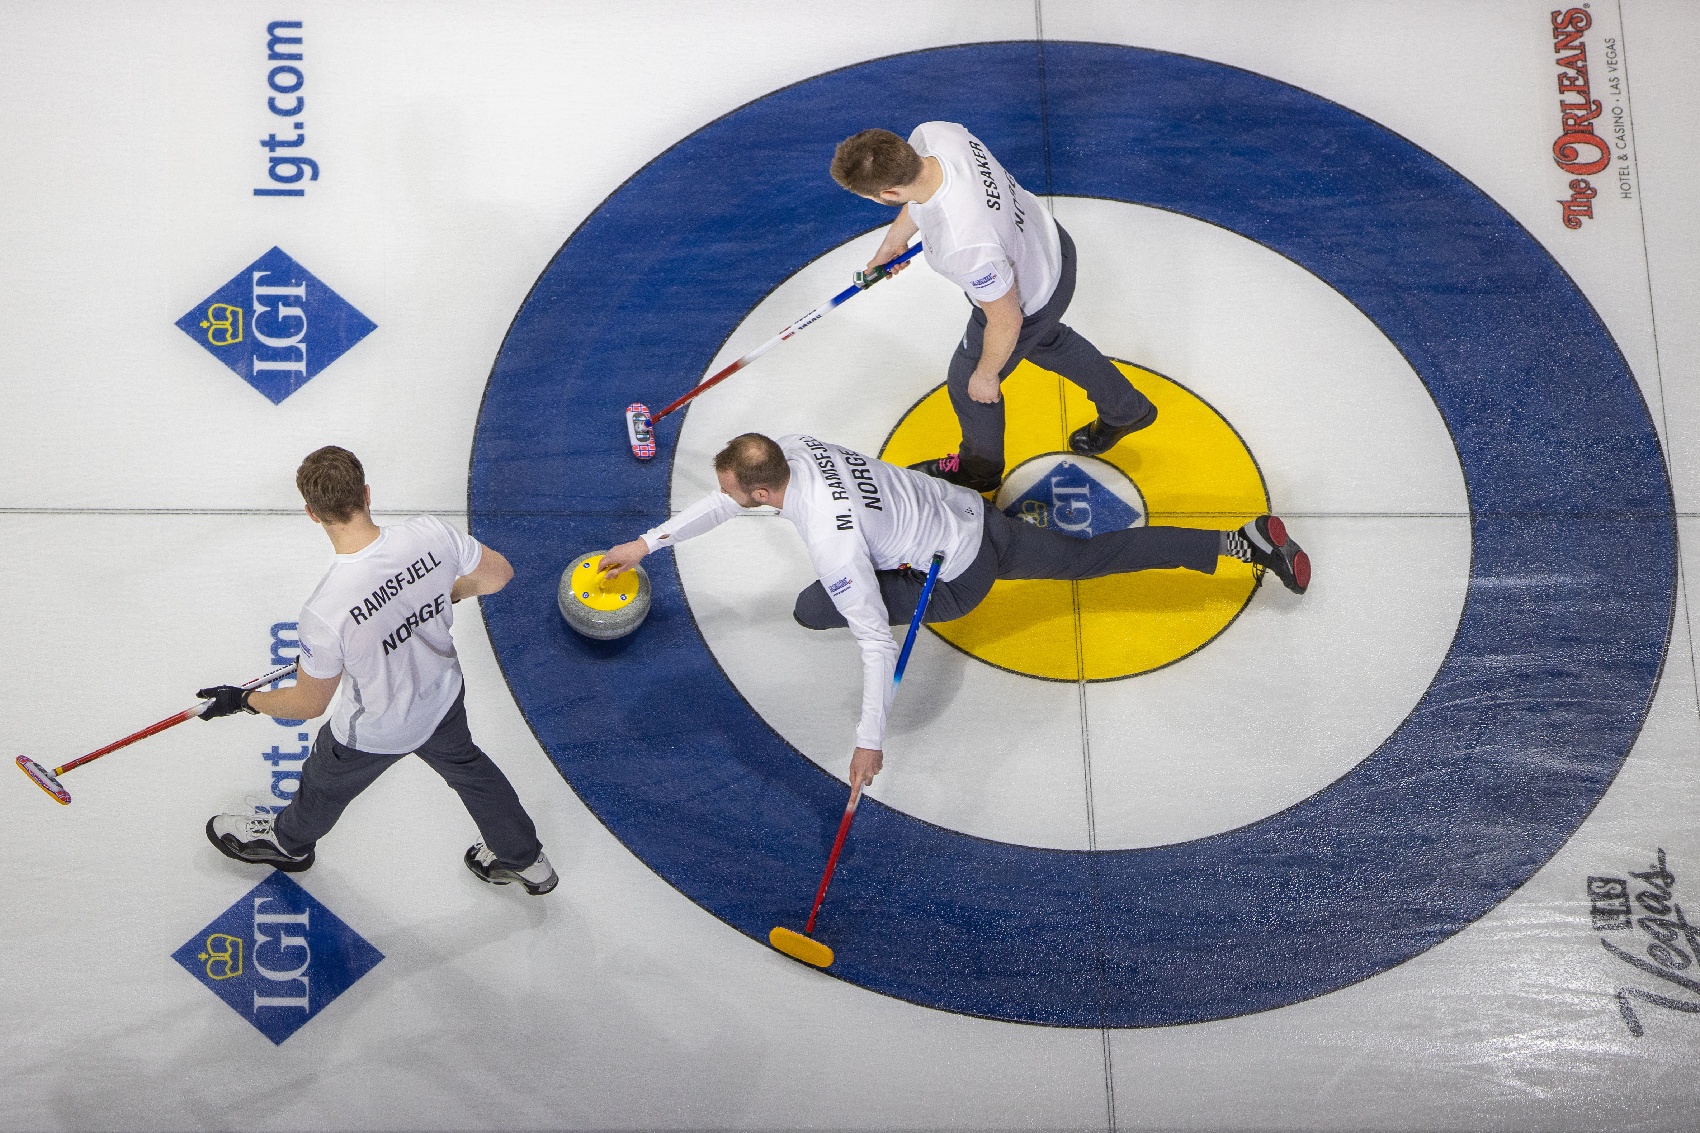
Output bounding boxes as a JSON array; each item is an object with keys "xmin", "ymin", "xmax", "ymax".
[
  {"xmin": 994, "ymin": 454, "xmax": 1147, "ymax": 538},
  {"xmin": 176, "ymin": 247, "xmax": 376, "ymax": 403},
  {"xmin": 172, "ymin": 870, "xmax": 383, "ymax": 1044}
]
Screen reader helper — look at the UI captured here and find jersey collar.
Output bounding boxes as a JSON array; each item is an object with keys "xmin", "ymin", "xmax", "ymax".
[{"xmin": 334, "ymin": 527, "xmax": 389, "ymax": 561}]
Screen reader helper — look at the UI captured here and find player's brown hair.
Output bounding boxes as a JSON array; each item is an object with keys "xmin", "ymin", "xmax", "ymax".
[
  {"xmin": 831, "ymin": 129, "xmax": 923, "ymax": 195},
  {"xmin": 296, "ymin": 445, "xmax": 368, "ymax": 524},
  {"xmin": 713, "ymin": 433, "xmax": 791, "ymax": 494}
]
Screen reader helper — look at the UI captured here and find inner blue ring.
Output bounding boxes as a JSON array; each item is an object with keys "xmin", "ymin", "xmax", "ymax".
[{"xmin": 469, "ymin": 42, "xmax": 1674, "ymax": 1026}]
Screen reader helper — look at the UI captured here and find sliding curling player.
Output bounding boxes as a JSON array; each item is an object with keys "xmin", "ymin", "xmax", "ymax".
[
  {"xmin": 597, "ymin": 433, "xmax": 1310, "ymax": 791},
  {"xmin": 196, "ymin": 446, "xmax": 558, "ymax": 895}
]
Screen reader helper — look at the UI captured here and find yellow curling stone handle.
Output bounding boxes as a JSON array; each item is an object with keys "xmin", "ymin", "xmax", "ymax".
[{"xmin": 568, "ymin": 555, "xmax": 639, "ymax": 612}]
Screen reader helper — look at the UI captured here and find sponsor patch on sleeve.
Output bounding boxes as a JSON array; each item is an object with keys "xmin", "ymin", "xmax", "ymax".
[
  {"xmin": 827, "ymin": 577, "xmax": 853, "ymax": 597},
  {"xmin": 970, "ymin": 269, "xmax": 999, "ymax": 289}
]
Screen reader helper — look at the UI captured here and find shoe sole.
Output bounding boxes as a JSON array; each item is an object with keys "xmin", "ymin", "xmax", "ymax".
[
  {"xmin": 205, "ymin": 818, "xmax": 315, "ymax": 872},
  {"xmin": 1258, "ymin": 515, "xmax": 1310, "ymax": 595}
]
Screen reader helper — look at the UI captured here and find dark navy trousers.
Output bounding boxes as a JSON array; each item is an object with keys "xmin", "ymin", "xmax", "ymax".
[
  {"xmin": 947, "ymin": 224, "xmax": 1156, "ymax": 471},
  {"xmin": 273, "ymin": 687, "xmax": 542, "ymax": 869},
  {"xmin": 794, "ymin": 508, "xmax": 1220, "ymax": 630}
]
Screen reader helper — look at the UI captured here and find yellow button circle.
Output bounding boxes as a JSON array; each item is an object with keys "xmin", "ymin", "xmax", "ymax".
[
  {"xmin": 879, "ymin": 360, "xmax": 1268, "ymax": 681},
  {"xmin": 568, "ymin": 555, "xmax": 640, "ymax": 611}
]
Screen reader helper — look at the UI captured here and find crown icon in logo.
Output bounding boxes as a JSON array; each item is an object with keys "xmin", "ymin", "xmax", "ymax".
[
  {"xmin": 199, "ymin": 303, "xmax": 244, "ymax": 347},
  {"xmin": 198, "ymin": 933, "xmax": 244, "ymax": 981}
]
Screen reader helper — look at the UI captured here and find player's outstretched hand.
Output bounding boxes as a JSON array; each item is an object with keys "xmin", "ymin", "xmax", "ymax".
[
  {"xmin": 197, "ymin": 685, "xmax": 256, "ymax": 720},
  {"xmin": 849, "ymin": 746, "xmax": 883, "ymax": 788},
  {"xmin": 599, "ymin": 539, "xmax": 649, "ymax": 578}
]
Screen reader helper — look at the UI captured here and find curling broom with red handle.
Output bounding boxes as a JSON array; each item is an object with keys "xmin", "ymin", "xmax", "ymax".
[
  {"xmin": 15, "ymin": 661, "xmax": 300, "ymax": 805},
  {"xmin": 625, "ymin": 242, "xmax": 923, "ymax": 459},
  {"xmin": 768, "ymin": 550, "xmax": 945, "ymax": 969}
]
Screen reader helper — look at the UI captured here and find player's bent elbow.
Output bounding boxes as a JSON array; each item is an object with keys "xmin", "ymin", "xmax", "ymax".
[{"xmin": 472, "ymin": 546, "xmax": 516, "ymax": 595}]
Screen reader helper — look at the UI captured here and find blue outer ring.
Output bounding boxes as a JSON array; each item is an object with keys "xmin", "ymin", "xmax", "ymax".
[{"xmin": 470, "ymin": 43, "xmax": 1674, "ymax": 1026}]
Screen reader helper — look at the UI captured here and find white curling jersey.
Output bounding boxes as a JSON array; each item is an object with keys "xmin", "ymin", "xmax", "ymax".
[
  {"xmin": 295, "ymin": 515, "xmax": 486, "ymax": 754},
  {"xmin": 906, "ymin": 121, "xmax": 1062, "ymax": 315},
  {"xmin": 642, "ymin": 435, "xmax": 985, "ymax": 751}
]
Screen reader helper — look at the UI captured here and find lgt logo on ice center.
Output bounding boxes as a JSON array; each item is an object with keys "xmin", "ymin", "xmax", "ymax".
[
  {"xmin": 172, "ymin": 871, "xmax": 382, "ymax": 1044},
  {"xmin": 176, "ymin": 247, "xmax": 376, "ymax": 404},
  {"xmin": 995, "ymin": 454, "xmax": 1145, "ymax": 538}
]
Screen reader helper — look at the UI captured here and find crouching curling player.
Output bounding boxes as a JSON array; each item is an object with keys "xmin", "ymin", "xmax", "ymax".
[
  {"xmin": 598, "ymin": 433, "xmax": 1309, "ymax": 790},
  {"xmin": 198, "ymin": 445, "xmax": 557, "ymax": 895}
]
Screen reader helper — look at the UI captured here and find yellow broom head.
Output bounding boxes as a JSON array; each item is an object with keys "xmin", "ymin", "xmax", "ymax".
[{"xmin": 769, "ymin": 926, "xmax": 834, "ymax": 968}]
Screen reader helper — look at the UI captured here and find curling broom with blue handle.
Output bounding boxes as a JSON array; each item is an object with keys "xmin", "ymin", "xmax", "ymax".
[
  {"xmin": 625, "ymin": 242, "xmax": 923, "ymax": 459},
  {"xmin": 768, "ymin": 550, "xmax": 946, "ymax": 969}
]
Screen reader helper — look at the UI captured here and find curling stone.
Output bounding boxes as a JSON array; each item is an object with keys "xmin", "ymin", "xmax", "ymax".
[{"xmin": 558, "ymin": 553, "xmax": 651, "ymax": 640}]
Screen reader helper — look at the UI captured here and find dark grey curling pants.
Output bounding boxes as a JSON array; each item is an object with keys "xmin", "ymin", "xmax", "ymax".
[
  {"xmin": 949, "ymin": 223, "xmax": 1155, "ymax": 470},
  {"xmin": 794, "ymin": 509, "xmax": 1220, "ymax": 630},
  {"xmin": 273, "ymin": 687, "xmax": 542, "ymax": 869}
]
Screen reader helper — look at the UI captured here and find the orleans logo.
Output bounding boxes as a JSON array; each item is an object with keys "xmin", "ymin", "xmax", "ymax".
[
  {"xmin": 1551, "ymin": 8, "xmax": 1609, "ymax": 177},
  {"xmin": 1550, "ymin": 5, "xmax": 1625, "ymax": 227},
  {"xmin": 175, "ymin": 247, "xmax": 376, "ymax": 405},
  {"xmin": 173, "ymin": 871, "xmax": 382, "ymax": 1045}
]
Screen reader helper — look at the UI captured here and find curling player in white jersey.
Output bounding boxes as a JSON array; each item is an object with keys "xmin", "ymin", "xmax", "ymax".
[
  {"xmin": 832, "ymin": 123, "xmax": 1158, "ymax": 493},
  {"xmin": 198, "ymin": 446, "xmax": 557, "ymax": 895},
  {"xmin": 598, "ymin": 434, "xmax": 1309, "ymax": 791}
]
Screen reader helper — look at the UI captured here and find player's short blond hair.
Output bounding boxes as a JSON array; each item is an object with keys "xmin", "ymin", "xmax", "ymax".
[
  {"xmin": 831, "ymin": 129, "xmax": 923, "ymax": 195},
  {"xmin": 296, "ymin": 445, "xmax": 367, "ymax": 523},
  {"xmin": 713, "ymin": 434, "xmax": 790, "ymax": 493}
]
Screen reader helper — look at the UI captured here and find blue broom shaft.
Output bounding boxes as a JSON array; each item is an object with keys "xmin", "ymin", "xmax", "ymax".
[
  {"xmin": 823, "ymin": 241, "xmax": 926, "ymax": 311},
  {"xmin": 893, "ymin": 552, "xmax": 945, "ymax": 687}
]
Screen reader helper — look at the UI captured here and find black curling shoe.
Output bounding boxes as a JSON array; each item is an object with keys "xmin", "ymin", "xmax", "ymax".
[
  {"xmin": 206, "ymin": 813, "xmax": 315, "ymax": 872},
  {"xmin": 907, "ymin": 452, "xmax": 1003, "ymax": 493},
  {"xmin": 1068, "ymin": 402, "xmax": 1159, "ymax": 456},
  {"xmin": 465, "ymin": 843, "xmax": 558, "ymax": 895},
  {"xmin": 1243, "ymin": 514, "xmax": 1311, "ymax": 595}
]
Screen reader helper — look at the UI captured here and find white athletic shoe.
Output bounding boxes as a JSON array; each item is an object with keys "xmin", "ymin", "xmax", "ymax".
[
  {"xmin": 464, "ymin": 843, "xmax": 558, "ymax": 895},
  {"xmin": 206, "ymin": 812, "xmax": 314, "ymax": 872}
]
